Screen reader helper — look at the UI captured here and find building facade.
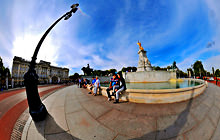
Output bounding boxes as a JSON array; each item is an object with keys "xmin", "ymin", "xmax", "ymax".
[{"xmin": 12, "ymin": 56, "xmax": 69, "ymax": 86}]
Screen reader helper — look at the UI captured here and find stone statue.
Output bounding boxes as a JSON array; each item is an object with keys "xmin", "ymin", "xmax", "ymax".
[{"xmin": 137, "ymin": 41, "xmax": 153, "ymax": 71}]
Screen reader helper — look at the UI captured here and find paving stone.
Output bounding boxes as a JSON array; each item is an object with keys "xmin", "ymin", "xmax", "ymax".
[
  {"xmin": 185, "ymin": 117, "xmax": 215, "ymax": 140},
  {"xmin": 45, "ymin": 131, "xmax": 75, "ymax": 140},
  {"xmin": 26, "ymin": 121, "xmax": 45, "ymax": 140},
  {"xmin": 76, "ymin": 94, "xmax": 91, "ymax": 102},
  {"xmin": 66, "ymin": 110, "xmax": 116, "ymax": 140},
  {"xmin": 214, "ymin": 97, "xmax": 220, "ymax": 110},
  {"xmin": 45, "ymin": 108, "xmax": 68, "ymax": 134},
  {"xmin": 202, "ymin": 93, "xmax": 214, "ymax": 108},
  {"xmin": 211, "ymin": 118, "xmax": 220, "ymax": 140},
  {"xmin": 65, "ymin": 98, "xmax": 83, "ymax": 114},
  {"xmin": 89, "ymin": 93, "xmax": 109, "ymax": 103},
  {"xmin": 166, "ymin": 135, "xmax": 184, "ymax": 140},
  {"xmin": 208, "ymin": 105, "xmax": 220, "ymax": 127},
  {"xmin": 208, "ymin": 84, "xmax": 220, "ymax": 97},
  {"xmin": 80, "ymin": 100, "xmax": 111, "ymax": 119},
  {"xmin": 114, "ymin": 134, "xmax": 131, "ymax": 140},
  {"xmin": 110, "ymin": 101, "xmax": 137, "ymax": 114},
  {"xmin": 43, "ymin": 93, "xmax": 57, "ymax": 110},
  {"xmin": 157, "ymin": 109, "xmax": 196, "ymax": 139},
  {"xmin": 132, "ymin": 103, "xmax": 176, "ymax": 117},
  {"xmin": 52, "ymin": 92, "xmax": 66, "ymax": 108},
  {"xmin": 66, "ymin": 91, "xmax": 78, "ymax": 101},
  {"xmin": 190, "ymin": 102, "xmax": 210, "ymax": 122},
  {"xmin": 98, "ymin": 109, "xmax": 156, "ymax": 139}
]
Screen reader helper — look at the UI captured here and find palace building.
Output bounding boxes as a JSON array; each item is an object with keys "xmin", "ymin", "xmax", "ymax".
[{"xmin": 12, "ymin": 56, "xmax": 69, "ymax": 86}]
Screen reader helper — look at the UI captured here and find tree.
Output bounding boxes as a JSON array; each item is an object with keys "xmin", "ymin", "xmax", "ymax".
[
  {"xmin": 207, "ymin": 72, "xmax": 211, "ymax": 77},
  {"xmin": 212, "ymin": 67, "xmax": 215, "ymax": 76},
  {"xmin": 0, "ymin": 57, "xmax": 11, "ymax": 89},
  {"xmin": 121, "ymin": 66, "xmax": 137, "ymax": 72},
  {"xmin": 154, "ymin": 66, "xmax": 161, "ymax": 71},
  {"xmin": 193, "ymin": 61, "xmax": 205, "ymax": 77},
  {"xmin": 215, "ymin": 69, "xmax": 220, "ymax": 77},
  {"xmin": 187, "ymin": 68, "xmax": 194, "ymax": 77},
  {"xmin": 179, "ymin": 70, "xmax": 187, "ymax": 78},
  {"xmin": 131, "ymin": 67, "xmax": 137, "ymax": 72},
  {"xmin": 0, "ymin": 57, "xmax": 4, "ymax": 76},
  {"xmin": 92, "ymin": 70, "xmax": 102, "ymax": 76},
  {"xmin": 121, "ymin": 67, "xmax": 127, "ymax": 72},
  {"xmin": 109, "ymin": 69, "xmax": 117, "ymax": 75},
  {"xmin": 69, "ymin": 73, "xmax": 79, "ymax": 81}
]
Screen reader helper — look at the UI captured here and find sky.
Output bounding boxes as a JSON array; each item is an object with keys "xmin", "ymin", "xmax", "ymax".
[{"xmin": 0, "ymin": 0, "xmax": 220, "ymax": 75}]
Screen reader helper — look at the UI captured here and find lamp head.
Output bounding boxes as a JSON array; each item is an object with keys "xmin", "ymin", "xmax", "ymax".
[
  {"xmin": 71, "ymin": 3, "xmax": 79, "ymax": 9},
  {"xmin": 71, "ymin": 3, "xmax": 79, "ymax": 13},
  {"xmin": 64, "ymin": 3, "xmax": 79, "ymax": 20}
]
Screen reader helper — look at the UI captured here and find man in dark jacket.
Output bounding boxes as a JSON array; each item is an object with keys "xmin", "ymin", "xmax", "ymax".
[{"xmin": 114, "ymin": 72, "xmax": 126, "ymax": 103}]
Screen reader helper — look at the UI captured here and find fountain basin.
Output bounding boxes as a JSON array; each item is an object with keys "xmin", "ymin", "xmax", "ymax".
[{"xmin": 91, "ymin": 79, "xmax": 208, "ymax": 104}]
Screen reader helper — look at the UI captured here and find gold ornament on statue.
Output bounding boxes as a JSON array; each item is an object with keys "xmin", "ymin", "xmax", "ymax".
[{"xmin": 137, "ymin": 40, "xmax": 144, "ymax": 51}]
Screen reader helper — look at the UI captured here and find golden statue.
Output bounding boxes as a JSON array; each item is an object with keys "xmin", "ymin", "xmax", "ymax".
[{"xmin": 137, "ymin": 40, "xmax": 144, "ymax": 51}]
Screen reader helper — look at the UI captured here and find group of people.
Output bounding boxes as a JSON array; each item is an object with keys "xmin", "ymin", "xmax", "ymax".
[
  {"xmin": 88, "ymin": 76, "xmax": 100, "ymax": 96},
  {"xmin": 78, "ymin": 78, "xmax": 89, "ymax": 88},
  {"xmin": 106, "ymin": 72, "xmax": 126, "ymax": 103},
  {"xmin": 87, "ymin": 72, "xmax": 126, "ymax": 104}
]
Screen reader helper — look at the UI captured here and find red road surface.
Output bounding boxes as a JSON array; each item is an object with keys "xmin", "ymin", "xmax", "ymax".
[{"xmin": 0, "ymin": 85, "xmax": 66, "ymax": 140}]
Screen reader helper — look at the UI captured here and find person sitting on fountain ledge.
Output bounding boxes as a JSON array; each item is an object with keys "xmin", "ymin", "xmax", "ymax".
[
  {"xmin": 114, "ymin": 72, "xmax": 126, "ymax": 104},
  {"xmin": 106, "ymin": 73, "xmax": 119, "ymax": 101},
  {"xmin": 88, "ymin": 77, "xmax": 96, "ymax": 94},
  {"xmin": 93, "ymin": 76, "xmax": 100, "ymax": 96}
]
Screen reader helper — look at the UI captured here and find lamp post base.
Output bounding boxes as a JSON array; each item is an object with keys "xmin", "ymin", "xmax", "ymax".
[
  {"xmin": 24, "ymin": 67, "xmax": 48, "ymax": 122},
  {"xmin": 29, "ymin": 104, "xmax": 48, "ymax": 122}
]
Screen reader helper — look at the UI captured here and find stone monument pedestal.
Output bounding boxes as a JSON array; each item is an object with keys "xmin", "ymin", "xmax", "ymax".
[{"xmin": 137, "ymin": 50, "xmax": 153, "ymax": 72}]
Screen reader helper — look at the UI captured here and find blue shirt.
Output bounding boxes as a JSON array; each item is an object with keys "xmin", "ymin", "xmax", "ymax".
[
  {"xmin": 111, "ymin": 78, "xmax": 119, "ymax": 86},
  {"xmin": 92, "ymin": 79, "xmax": 96, "ymax": 85}
]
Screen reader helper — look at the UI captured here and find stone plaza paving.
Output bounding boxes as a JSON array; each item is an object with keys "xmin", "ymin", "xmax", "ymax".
[{"xmin": 21, "ymin": 83, "xmax": 220, "ymax": 140}]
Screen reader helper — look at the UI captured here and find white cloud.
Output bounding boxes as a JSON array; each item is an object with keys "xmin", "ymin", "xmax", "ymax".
[
  {"xmin": 205, "ymin": 0, "xmax": 220, "ymax": 52},
  {"xmin": 177, "ymin": 0, "xmax": 220, "ymax": 72},
  {"xmin": 12, "ymin": 33, "xmax": 59, "ymax": 66},
  {"xmin": 204, "ymin": 55, "xmax": 220, "ymax": 71}
]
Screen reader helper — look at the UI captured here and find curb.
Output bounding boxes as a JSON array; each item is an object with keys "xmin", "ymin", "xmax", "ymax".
[{"xmin": 11, "ymin": 85, "xmax": 68, "ymax": 140}]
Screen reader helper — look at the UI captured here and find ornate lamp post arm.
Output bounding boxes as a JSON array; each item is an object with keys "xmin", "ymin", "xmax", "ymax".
[{"xmin": 24, "ymin": 3, "xmax": 79, "ymax": 122}]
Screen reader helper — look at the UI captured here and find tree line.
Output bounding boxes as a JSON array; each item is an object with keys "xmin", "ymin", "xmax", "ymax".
[
  {"xmin": 80, "ymin": 64, "xmax": 137, "ymax": 77},
  {"xmin": 75, "ymin": 60, "xmax": 220, "ymax": 80},
  {"xmin": 0, "ymin": 57, "xmax": 11, "ymax": 90}
]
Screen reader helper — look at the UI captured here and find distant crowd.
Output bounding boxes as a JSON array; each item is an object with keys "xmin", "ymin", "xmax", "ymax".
[{"xmin": 77, "ymin": 72, "xmax": 126, "ymax": 104}]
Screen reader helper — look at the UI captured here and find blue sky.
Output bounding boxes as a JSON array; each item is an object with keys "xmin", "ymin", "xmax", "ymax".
[{"xmin": 0, "ymin": 0, "xmax": 220, "ymax": 75}]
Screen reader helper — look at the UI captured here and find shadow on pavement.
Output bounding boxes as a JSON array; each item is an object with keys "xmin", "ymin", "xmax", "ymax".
[
  {"xmin": 131, "ymin": 90, "xmax": 195, "ymax": 140},
  {"xmin": 34, "ymin": 113, "xmax": 80, "ymax": 140}
]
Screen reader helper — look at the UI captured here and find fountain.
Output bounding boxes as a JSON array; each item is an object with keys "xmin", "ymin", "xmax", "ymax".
[{"xmin": 92, "ymin": 41, "xmax": 208, "ymax": 104}]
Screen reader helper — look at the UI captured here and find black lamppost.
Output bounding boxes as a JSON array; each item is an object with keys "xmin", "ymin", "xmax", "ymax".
[{"xmin": 24, "ymin": 3, "xmax": 79, "ymax": 122}]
